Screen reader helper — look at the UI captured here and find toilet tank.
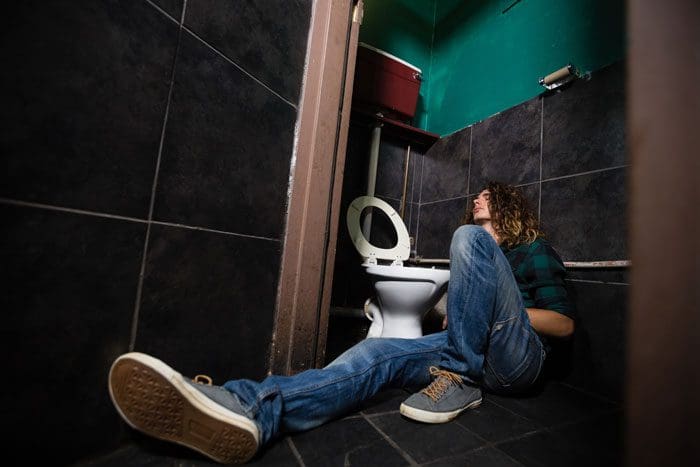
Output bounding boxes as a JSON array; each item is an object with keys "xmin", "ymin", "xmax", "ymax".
[{"xmin": 352, "ymin": 42, "xmax": 422, "ymax": 121}]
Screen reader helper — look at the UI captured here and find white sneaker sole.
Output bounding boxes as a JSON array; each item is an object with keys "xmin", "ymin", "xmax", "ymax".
[
  {"xmin": 108, "ymin": 352, "xmax": 259, "ymax": 464},
  {"xmin": 399, "ymin": 398, "xmax": 482, "ymax": 424}
]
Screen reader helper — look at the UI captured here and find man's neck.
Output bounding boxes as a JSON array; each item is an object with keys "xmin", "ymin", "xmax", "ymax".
[{"xmin": 477, "ymin": 220, "xmax": 501, "ymax": 245}]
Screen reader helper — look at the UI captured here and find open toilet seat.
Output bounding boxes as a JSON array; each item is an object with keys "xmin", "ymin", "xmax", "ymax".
[{"xmin": 347, "ymin": 196, "xmax": 411, "ymax": 265}]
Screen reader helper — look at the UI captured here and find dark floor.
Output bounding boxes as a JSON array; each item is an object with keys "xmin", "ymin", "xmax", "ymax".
[{"xmin": 77, "ymin": 380, "xmax": 624, "ymax": 467}]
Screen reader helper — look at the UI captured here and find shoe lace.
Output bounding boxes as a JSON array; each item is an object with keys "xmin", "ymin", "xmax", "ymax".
[
  {"xmin": 193, "ymin": 374, "xmax": 213, "ymax": 385},
  {"xmin": 421, "ymin": 366, "xmax": 463, "ymax": 402}
]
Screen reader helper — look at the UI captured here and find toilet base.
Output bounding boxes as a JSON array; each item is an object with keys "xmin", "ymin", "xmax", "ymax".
[{"xmin": 364, "ymin": 299, "xmax": 427, "ymax": 339}]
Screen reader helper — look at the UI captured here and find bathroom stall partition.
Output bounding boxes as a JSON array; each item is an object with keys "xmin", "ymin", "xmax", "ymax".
[{"xmin": 327, "ymin": 0, "xmax": 629, "ymax": 404}]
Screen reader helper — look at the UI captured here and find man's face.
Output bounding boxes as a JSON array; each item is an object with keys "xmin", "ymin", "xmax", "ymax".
[{"xmin": 472, "ymin": 190, "xmax": 492, "ymax": 224}]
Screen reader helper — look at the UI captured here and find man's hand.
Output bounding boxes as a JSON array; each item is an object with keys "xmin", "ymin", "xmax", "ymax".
[{"xmin": 442, "ymin": 314, "xmax": 448, "ymax": 330}]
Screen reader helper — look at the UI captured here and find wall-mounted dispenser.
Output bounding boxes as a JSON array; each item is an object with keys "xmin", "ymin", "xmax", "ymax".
[{"xmin": 539, "ymin": 63, "xmax": 588, "ymax": 90}]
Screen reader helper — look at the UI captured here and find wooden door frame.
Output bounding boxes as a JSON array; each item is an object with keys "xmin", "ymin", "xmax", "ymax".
[
  {"xmin": 626, "ymin": 1, "xmax": 699, "ymax": 465},
  {"xmin": 269, "ymin": 0, "xmax": 363, "ymax": 375}
]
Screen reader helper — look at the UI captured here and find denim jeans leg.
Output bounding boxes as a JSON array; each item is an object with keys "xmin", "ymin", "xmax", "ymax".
[
  {"xmin": 223, "ymin": 332, "xmax": 446, "ymax": 445},
  {"xmin": 440, "ymin": 225, "xmax": 544, "ymax": 391}
]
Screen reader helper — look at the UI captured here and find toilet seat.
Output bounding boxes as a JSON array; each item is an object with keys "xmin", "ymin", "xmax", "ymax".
[{"xmin": 347, "ymin": 196, "xmax": 410, "ymax": 265}]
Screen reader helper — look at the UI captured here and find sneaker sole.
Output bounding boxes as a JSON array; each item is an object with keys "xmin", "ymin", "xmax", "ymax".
[
  {"xmin": 399, "ymin": 398, "xmax": 482, "ymax": 424},
  {"xmin": 108, "ymin": 352, "xmax": 259, "ymax": 464}
]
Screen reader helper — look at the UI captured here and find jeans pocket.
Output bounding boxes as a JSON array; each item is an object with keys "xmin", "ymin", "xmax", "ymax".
[{"xmin": 483, "ymin": 316, "xmax": 543, "ymax": 392}]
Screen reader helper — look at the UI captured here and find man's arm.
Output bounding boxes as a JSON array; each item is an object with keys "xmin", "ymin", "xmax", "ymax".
[{"xmin": 526, "ymin": 308, "xmax": 574, "ymax": 338}]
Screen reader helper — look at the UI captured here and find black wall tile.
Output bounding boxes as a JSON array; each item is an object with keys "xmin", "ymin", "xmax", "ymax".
[
  {"xmin": 325, "ymin": 315, "xmax": 371, "ymax": 364},
  {"xmin": 369, "ymin": 196, "xmax": 402, "ymax": 249},
  {"xmin": 1, "ymin": 0, "xmax": 178, "ymax": 218},
  {"xmin": 154, "ymin": 31, "xmax": 296, "ymax": 239},
  {"xmin": 518, "ymin": 182, "xmax": 541, "ymax": 222},
  {"xmin": 375, "ymin": 135, "xmax": 411, "ymax": 200},
  {"xmin": 543, "ymin": 61, "xmax": 626, "ymax": 179},
  {"xmin": 409, "ymin": 151, "xmax": 424, "ymax": 204},
  {"xmin": 184, "ymin": 0, "xmax": 312, "ymax": 104},
  {"xmin": 564, "ymin": 282, "xmax": 628, "ymax": 401},
  {"xmin": 540, "ymin": 168, "xmax": 627, "ymax": 262},
  {"xmin": 417, "ymin": 197, "xmax": 470, "ymax": 259},
  {"xmin": 470, "ymin": 99, "xmax": 541, "ymax": 190},
  {"xmin": 134, "ymin": 224, "xmax": 280, "ymax": 382},
  {"xmin": 420, "ymin": 127, "xmax": 471, "ymax": 202},
  {"xmin": 1, "ymin": 206, "xmax": 145, "ymax": 464}
]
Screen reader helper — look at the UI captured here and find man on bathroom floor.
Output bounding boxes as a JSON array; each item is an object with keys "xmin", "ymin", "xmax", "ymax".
[{"xmin": 108, "ymin": 181, "xmax": 574, "ymax": 464}]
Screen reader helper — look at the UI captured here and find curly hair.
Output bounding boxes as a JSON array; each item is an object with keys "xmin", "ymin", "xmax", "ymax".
[{"xmin": 463, "ymin": 181, "xmax": 543, "ymax": 248}]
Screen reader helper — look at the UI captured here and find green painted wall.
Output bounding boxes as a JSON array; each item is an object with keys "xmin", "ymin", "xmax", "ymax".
[
  {"xmin": 359, "ymin": 0, "xmax": 435, "ymax": 128},
  {"xmin": 359, "ymin": 0, "xmax": 625, "ymax": 136}
]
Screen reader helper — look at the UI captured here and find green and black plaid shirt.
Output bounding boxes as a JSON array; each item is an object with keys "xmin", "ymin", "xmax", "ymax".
[{"xmin": 501, "ymin": 238, "xmax": 574, "ymax": 318}]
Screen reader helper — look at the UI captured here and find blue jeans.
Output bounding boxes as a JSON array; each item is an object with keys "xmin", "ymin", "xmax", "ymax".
[{"xmin": 224, "ymin": 225, "xmax": 545, "ymax": 445}]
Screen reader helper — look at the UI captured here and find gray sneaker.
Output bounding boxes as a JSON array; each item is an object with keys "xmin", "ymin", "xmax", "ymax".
[
  {"xmin": 108, "ymin": 352, "xmax": 259, "ymax": 464},
  {"xmin": 400, "ymin": 366, "xmax": 482, "ymax": 423}
]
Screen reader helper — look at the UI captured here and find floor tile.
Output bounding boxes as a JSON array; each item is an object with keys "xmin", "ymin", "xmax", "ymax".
[
  {"xmin": 422, "ymin": 446, "xmax": 525, "ymax": 467},
  {"xmin": 486, "ymin": 382, "xmax": 618, "ymax": 427},
  {"xmin": 76, "ymin": 378, "xmax": 624, "ymax": 466},
  {"xmin": 248, "ymin": 438, "xmax": 302, "ymax": 466},
  {"xmin": 370, "ymin": 412, "xmax": 487, "ymax": 464},
  {"xmin": 456, "ymin": 399, "xmax": 543, "ymax": 443},
  {"xmin": 496, "ymin": 410, "xmax": 623, "ymax": 467},
  {"xmin": 290, "ymin": 417, "xmax": 408, "ymax": 466}
]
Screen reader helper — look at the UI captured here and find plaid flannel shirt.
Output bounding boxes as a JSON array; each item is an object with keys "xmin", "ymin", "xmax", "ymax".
[{"xmin": 500, "ymin": 237, "xmax": 574, "ymax": 318}]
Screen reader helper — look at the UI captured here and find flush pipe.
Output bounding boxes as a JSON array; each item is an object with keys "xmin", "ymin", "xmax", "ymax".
[{"xmin": 362, "ymin": 121, "xmax": 383, "ymax": 239}]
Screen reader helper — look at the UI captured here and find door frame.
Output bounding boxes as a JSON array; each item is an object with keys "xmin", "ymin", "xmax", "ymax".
[{"xmin": 269, "ymin": 0, "xmax": 363, "ymax": 375}]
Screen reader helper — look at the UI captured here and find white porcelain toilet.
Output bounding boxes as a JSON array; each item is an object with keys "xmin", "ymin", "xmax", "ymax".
[{"xmin": 347, "ymin": 196, "xmax": 450, "ymax": 339}]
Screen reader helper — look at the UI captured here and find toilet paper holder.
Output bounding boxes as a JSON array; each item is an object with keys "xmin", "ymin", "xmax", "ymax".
[{"xmin": 539, "ymin": 63, "xmax": 588, "ymax": 90}]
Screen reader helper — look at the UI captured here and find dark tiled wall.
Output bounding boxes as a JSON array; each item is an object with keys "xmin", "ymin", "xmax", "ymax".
[
  {"xmin": 0, "ymin": 0, "xmax": 311, "ymax": 464},
  {"xmin": 330, "ymin": 62, "xmax": 628, "ymax": 401},
  {"xmin": 415, "ymin": 61, "xmax": 628, "ymax": 401}
]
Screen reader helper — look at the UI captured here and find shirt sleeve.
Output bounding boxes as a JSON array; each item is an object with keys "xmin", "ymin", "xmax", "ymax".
[{"xmin": 523, "ymin": 241, "xmax": 575, "ymax": 318}]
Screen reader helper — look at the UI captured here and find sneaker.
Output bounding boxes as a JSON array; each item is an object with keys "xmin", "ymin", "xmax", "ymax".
[
  {"xmin": 108, "ymin": 352, "xmax": 260, "ymax": 464},
  {"xmin": 400, "ymin": 366, "xmax": 482, "ymax": 423}
]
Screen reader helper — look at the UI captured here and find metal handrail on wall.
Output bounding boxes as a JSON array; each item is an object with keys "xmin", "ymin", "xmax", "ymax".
[{"xmin": 408, "ymin": 257, "xmax": 631, "ymax": 269}]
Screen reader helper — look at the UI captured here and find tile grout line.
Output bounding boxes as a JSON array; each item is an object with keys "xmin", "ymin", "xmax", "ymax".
[
  {"xmin": 424, "ymin": 403, "xmax": 621, "ymax": 466},
  {"xmin": 0, "ymin": 196, "xmax": 281, "ymax": 244},
  {"xmin": 128, "ymin": 4, "xmax": 185, "ymax": 351},
  {"xmin": 182, "ymin": 25, "xmax": 296, "ymax": 109},
  {"xmin": 0, "ymin": 198, "xmax": 148, "ymax": 224},
  {"xmin": 418, "ymin": 443, "xmax": 527, "ymax": 467},
  {"xmin": 415, "ymin": 154, "xmax": 425, "ymax": 254},
  {"xmin": 360, "ymin": 413, "xmax": 420, "ymax": 466},
  {"xmin": 285, "ymin": 437, "xmax": 307, "ymax": 467},
  {"xmin": 144, "ymin": 0, "xmax": 294, "ymax": 109},
  {"xmin": 467, "ymin": 125, "xmax": 472, "ymax": 197},
  {"xmin": 145, "ymin": 0, "xmax": 180, "ymax": 25},
  {"xmin": 419, "ymin": 165, "xmax": 627, "ymax": 207},
  {"xmin": 151, "ymin": 220, "xmax": 281, "ymax": 243}
]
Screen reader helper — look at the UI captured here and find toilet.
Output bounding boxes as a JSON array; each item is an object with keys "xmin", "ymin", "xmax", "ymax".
[{"xmin": 347, "ymin": 196, "xmax": 450, "ymax": 338}]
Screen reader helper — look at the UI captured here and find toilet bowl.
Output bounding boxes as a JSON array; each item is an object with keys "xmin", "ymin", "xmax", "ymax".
[{"xmin": 347, "ymin": 196, "xmax": 450, "ymax": 338}]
